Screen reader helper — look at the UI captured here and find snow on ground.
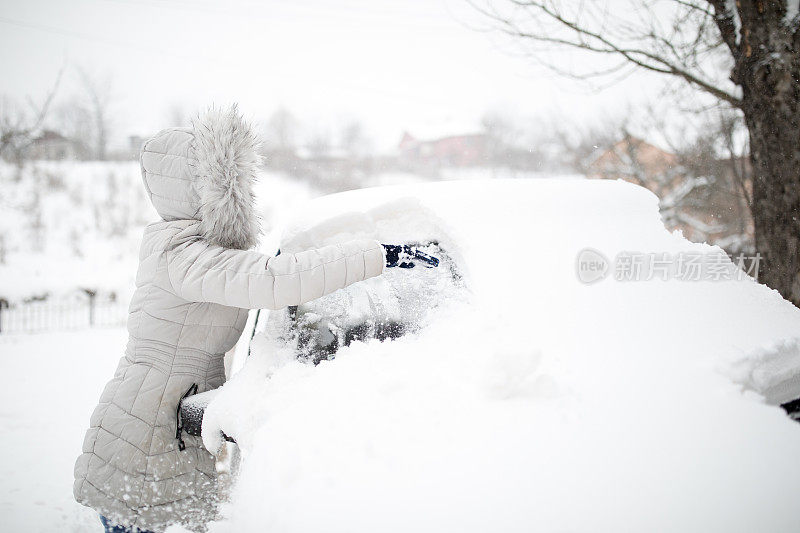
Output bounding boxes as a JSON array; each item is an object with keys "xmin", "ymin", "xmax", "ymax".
[
  {"xmin": 198, "ymin": 179, "xmax": 800, "ymax": 533},
  {"xmin": 0, "ymin": 161, "xmax": 151, "ymax": 302},
  {"xmin": 0, "ymin": 327, "xmax": 127, "ymax": 532}
]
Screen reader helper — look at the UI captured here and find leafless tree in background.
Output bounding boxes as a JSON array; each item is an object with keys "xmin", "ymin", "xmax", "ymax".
[
  {"xmin": 0, "ymin": 69, "xmax": 62, "ymax": 167},
  {"xmin": 472, "ymin": 0, "xmax": 800, "ymax": 305},
  {"xmin": 307, "ymin": 130, "xmax": 332, "ymax": 159},
  {"xmin": 76, "ymin": 67, "xmax": 113, "ymax": 161},
  {"xmin": 339, "ymin": 120, "xmax": 371, "ymax": 159},
  {"xmin": 677, "ymin": 110, "xmax": 753, "ymax": 247},
  {"xmin": 480, "ymin": 109, "xmax": 555, "ymax": 174},
  {"xmin": 165, "ymin": 103, "xmax": 189, "ymax": 128},
  {"xmin": 263, "ymin": 107, "xmax": 300, "ymax": 172},
  {"xmin": 265, "ymin": 107, "xmax": 299, "ymax": 153},
  {"xmin": 481, "ymin": 110, "xmax": 519, "ymax": 171},
  {"xmin": 553, "ymin": 120, "xmax": 621, "ymax": 174},
  {"xmin": 52, "ymin": 95, "xmax": 93, "ymax": 160}
]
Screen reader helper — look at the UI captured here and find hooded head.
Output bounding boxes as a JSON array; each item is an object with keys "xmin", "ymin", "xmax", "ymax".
[{"xmin": 140, "ymin": 105, "xmax": 261, "ymax": 250}]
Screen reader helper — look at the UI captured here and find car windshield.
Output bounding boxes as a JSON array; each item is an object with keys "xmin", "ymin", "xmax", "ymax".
[{"xmin": 266, "ymin": 242, "xmax": 462, "ymax": 364}]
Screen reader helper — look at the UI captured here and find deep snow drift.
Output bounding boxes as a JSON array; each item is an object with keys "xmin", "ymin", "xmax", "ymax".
[{"xmin": 192, "ymin": 178, "xmax": 800, "ymax": 532}]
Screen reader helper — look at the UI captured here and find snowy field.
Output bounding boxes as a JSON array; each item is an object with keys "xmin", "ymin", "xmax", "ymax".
[{"xmin": 0, "ymin": 328, "xmax": 127, "ymax": 532}]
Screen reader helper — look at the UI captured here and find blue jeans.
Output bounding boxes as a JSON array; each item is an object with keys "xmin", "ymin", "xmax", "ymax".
[{"xmin": 100, "ymin": 515, "xmax": 155, "ymax": 533}]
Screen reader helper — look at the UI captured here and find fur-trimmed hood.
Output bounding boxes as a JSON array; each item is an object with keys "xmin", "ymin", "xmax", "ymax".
[{"xmin": 140, "ymin": 105, "xmax": 261, "ymax": 250}]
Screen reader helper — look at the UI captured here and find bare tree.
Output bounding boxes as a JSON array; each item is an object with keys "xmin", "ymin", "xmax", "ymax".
[
  {"xmin": 553, "ymin": 119, "xmax": 621, "ymax": 174},
  {"xmin": 165, "ymin": 103, "xmax": 189, "ymax": 127},
  {"xmin": 0, "ymin": 97, "xmax": 34, "ymax": 166},
  {"xmin": 481, "ymin": 110, "xmax": 518, "ymax": 170},
  {"xmin": 472, "ymin": 0, "xmax": 800, "ymax": 304},
  {"xmin": 480, "ymin": 109, "xmax": 553, "ymax": 173},
  {"xmin": 307, "ymin": 130, "xmax": 332, "ymax": 159},
  {"xmin": 263, "ymin": 107, "xmax": 300, "ymax": 173},
  {"xmin": 339, "ymin": 119, "xmax": 372, "ymax": 159},
  {"xmin": 76, "ymin": 67, "xmax": 113, "ymax": 160},
  {"xmin": 265, "ymin": 107, "xmax": 299, "ymax": 153},
  {"xmin": 0, "ymin": 69, "xmax": 63, "ymax": 166},
  {"xmin": 52, "ymin": 95, "xmax": 93, "ymax": 160},
  {"xmin": 679, "ymin": 109, "xmax": 753, "ymax": 244}
]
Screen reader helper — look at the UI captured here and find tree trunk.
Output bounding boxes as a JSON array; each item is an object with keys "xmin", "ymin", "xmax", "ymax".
[{"xmin": 735, "ymin": 3, "xmax": 800, "ymax": 305}]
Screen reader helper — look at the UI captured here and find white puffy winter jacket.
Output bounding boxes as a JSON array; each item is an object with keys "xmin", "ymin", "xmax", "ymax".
[{"xmin": 73, "ymin": 106, "xmax": 385, "ymax": 532}]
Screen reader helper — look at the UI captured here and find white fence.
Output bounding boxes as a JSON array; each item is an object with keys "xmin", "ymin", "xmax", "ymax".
[{"xmin": 0, "ymin": 298, "xmax": 128, "ymax": 333}]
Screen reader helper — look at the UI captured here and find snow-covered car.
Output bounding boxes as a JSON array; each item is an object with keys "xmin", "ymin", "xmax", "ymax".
[{"xmin": 185, "ymin": 179, "xmax": 800, "ymax": 532}]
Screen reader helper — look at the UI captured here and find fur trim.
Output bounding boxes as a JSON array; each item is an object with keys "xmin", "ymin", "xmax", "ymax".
[{"xmin": 191, "ymin": 105, "xmax": 262, "ymax": 250}]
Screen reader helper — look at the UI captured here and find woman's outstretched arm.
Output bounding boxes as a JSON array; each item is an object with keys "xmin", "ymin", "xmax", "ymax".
[{"xmin": 162, "ymin": 238, "xmax": 385, "ymax": 309}]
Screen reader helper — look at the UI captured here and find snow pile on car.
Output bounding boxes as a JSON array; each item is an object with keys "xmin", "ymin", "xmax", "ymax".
[
  {"xmin": 266, "ymin": 239, "xmax": 461, "ymax": 363},
  {"xmin": 194, "ymin": 179, "xmax": 800, "ymax": 533},
  {"xmin": 262, "ymin": 198, "xmax": 465, "ymax": 364}
]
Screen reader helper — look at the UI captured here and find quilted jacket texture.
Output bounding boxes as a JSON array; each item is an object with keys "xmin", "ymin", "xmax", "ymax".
[{"xmin": 73, "ymin": 106, "xmax": 385, "ymax": 532}]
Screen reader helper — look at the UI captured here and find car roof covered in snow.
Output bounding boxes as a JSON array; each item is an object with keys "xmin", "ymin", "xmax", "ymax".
[{"xmin": 203, "ymin": 178, "xmax": 800, "ymax": 532}]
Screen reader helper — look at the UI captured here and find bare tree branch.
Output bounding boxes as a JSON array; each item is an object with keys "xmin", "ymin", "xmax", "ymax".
[
  {"xmin": 76, "ymin": 66, "xmax": 113, "ymax": 161},
  {"xmin": 0, "ymin": 67, "xmax": 64, "ymax": 163},
  {"xmin": 469, "ymin": 0, "xmax": 743, "ymax": 107}
]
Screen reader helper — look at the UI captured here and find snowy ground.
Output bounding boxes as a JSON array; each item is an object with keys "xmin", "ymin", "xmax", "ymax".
[{"xmin": 0, "ymin": 328, "xmax": 127, "ymax": 532}]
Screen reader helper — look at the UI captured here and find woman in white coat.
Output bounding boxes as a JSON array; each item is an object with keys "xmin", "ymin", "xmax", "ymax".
[{"xmin": 74, "ymin": 106, "xmax": 387, "ymax": 532}]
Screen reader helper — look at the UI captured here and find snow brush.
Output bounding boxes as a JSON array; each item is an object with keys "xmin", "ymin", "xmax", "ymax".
[{"xmin": 383, "ymin": 244, "xmax": 440, "ymax": 268}]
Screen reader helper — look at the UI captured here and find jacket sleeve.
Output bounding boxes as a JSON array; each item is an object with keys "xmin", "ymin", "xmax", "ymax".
[{"xmin": 163, "ymin": 238, "xmax": 385, "ymax": 309}]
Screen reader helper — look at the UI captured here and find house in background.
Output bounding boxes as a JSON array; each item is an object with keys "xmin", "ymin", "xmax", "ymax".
[
  {"xmin": 27, "ymin": 130, "xmax": 84, "ymax": 160},
  {"xmin": 127, "ymin": 135, "xmax": 148, "ymax": 159},
  {"xmin": 398, "ymin": 130, "xmax": 488, "ymax": 172}
]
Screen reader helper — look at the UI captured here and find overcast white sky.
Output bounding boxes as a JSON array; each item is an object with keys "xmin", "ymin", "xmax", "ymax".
[{"xmin": 1, "ymin": 0, "xmax": 668, "ymax": 150}]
